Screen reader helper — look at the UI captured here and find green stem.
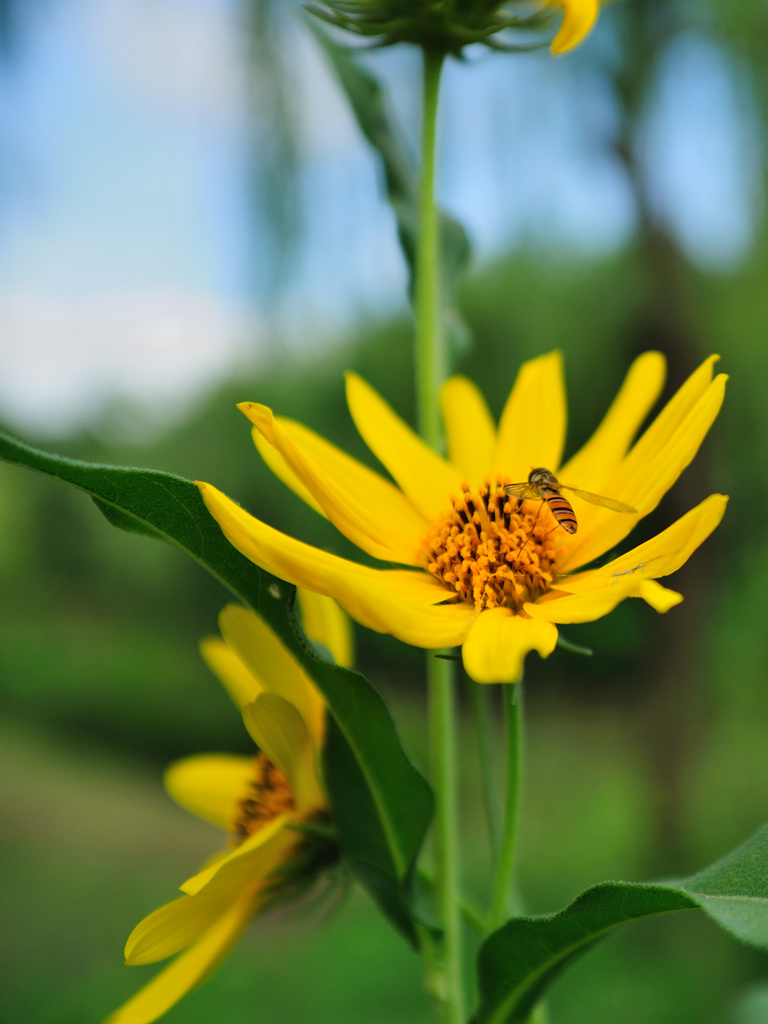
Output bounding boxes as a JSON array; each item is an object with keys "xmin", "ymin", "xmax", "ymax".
[
  {"xmin": 412, "ymin": 44, "xmax": 464, "ymax": 1023},
  {"xmin": 415, "ymin": 46, "xmax": 446, "ymax": 449},
  {"xmin": 472, "ymin": 682, "xmax": 500, "ymax": 859},
  {"xmin": 428, "ymin": 652, "xmax": 466, "ymax": 1024},
  {"xmin": 489, "ymin": 681, "xmax": 524, "ymax": 930}
]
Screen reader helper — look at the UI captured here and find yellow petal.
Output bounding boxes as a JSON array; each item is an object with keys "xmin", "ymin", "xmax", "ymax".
[
  {"xmin": 526, "ymin": 494, "xmax": 727, "ymax": 623},
  {"xmin": 559, "ymin": 351, "xmax": 667, "ymax": 488},
  {"xmin": 637, "ymin": 579, "xmax": 683, "ymax": 613},
  {"xmin": 617, "ymin": 363, "xmax": 726, "ymax": 507},
  {"xmin": 251, "ymin": 425, "xmax": 326, "ymax": 517},
  {"xmin": 494, "ymin": 352, "xmax": 566, "ymax": 483},
  {"xmin": 561, "ymin": 363, "xmax": 726, "ymax": 572},
  {"xmin": 199, "ymin": 636, "xmax": 264, "ymax": 711},
  {"xmin": 242, "ymin": 694, "xmax": 324, "ymax": 812},
  {"xmin": 218, "ymin": 604, "xmax": 324, "ymax": 746},
  {"xmin": 197, "ymin": 482, "xmax": 473, "ymax": 649},
  {"xmin": 241, "ymin": 402, "xmax": 425, "ymax": 564},
  {"xmin": 297, "ymin": 587, "xmax": 354, "ymax": 669},
  {"xmin": 124, "ymin": 890, "xmax": 234, "ymax": 966},
  {"xmin": 440, "ymin": 375, "xmax": 496, "ymax": 482},
  {"xmin": 550, "ymin": 0, "xmax": 599, "ymax": 54},
  {"xmin": 558, "ymin": 494, "xmax": 728, "ymax": 590},
  {"xmin": 164, "ymin": 754, "xmax": 255, "ymax": 830},
  {"xmin": 345, "ymin": 372, "xmax": 464, "ymax": 522},
  {"xmin": 525, "ymin": 576, "xmax": 682, "ymax": 623},
  {"xmin": 105, "ymin": 891, "xmax": 256, "ymax": 1024},
  {"xmin": 462, "ymin": 608, "xmax": 558, "ymax": 683},
  {"xmin": 181, "ymin": 812, "xmax": 298, "ymax": 896}
]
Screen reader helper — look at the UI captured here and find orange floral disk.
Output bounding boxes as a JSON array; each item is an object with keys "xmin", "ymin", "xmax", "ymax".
[
  {"xmin": 231, "ymin": 753, "xmax": 296, "ymax": 846},
  {"xmin": 421, "ymin": 481, "xmax": 560, "ymax": 611},
  {"xmin": 197, "ymin": 351, "xmax": 728, "ymax": 684}
]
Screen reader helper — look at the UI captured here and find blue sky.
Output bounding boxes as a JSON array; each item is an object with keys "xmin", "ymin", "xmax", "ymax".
[
  {"xmin": 0, "ymin": 0, "xmax": 760, "ymax": 437},
  {"xmin": 0, "ymin": 0, "xmax": 251, "ymax": 299}
]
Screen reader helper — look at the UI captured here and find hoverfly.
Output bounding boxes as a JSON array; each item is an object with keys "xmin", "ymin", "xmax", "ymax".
[{"xmin": 504, "ymin": 467, "xmax": 637, "ymax": 535}]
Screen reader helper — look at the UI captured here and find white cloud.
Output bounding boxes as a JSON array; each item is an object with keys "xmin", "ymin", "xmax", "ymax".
[
  {"xmin": 0, "ymin": 289, "xmax": 259, "ymax": 437},
  {"xmin": 81, "ymin": 0, "xmax": 250, "ymax": 127}
]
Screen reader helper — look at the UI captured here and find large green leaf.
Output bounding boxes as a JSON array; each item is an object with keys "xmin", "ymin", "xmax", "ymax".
[
  {"xmin": 473, "ymin": 824, "xmax": 768, "ymax": 1024},
  {"xmin": 0, "ymin": 430, "xmax": 433, "ymax": 934},
  {"xmin": 324, "ymin": 716, "xmax": 423, "ymax": 944},
  {"xmin": 307, "ymin": 19, "xmax": 471, "ymax": 354}
]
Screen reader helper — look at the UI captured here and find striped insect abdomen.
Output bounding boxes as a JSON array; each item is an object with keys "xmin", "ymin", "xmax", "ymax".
[{"xmin": 543, "ymin": 488, "xmax": 578, "ymax": 534}]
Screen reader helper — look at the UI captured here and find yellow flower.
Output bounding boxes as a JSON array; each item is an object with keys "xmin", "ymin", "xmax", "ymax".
[
  {"xmin": 197, "ymin": 352, "xmax": 727, "ymax": 685},
  {"xmin": 106, "ymin": 592, "xmax": 351, "ymax": 1024},
  {"xmin": 549, "ymin": 0, "xmax": 600, "ymax": 53}
]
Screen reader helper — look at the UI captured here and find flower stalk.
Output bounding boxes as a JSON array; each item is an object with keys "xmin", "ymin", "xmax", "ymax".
[
  {"xmin": 489, "ymin": 681, "xmax": 525, "ymax": 929},
  {"xmin": 414, "ymin": 43, "xmax": 466, "ymax": 1024},
  {"xmin": 415, "ymin": 45, "xmax": 446, "ymax": 449},
  {"xmin": 472, "ymin": 682, "xmax": 501, "ymax": 858},
  {"xmin": 428, "ymin": 652, "xmax": 466, "ymax": 1023}
]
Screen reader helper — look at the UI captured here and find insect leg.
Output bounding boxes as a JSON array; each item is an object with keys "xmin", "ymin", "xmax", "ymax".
[{"xmin": 517, "ymin": 498, "xmax": 544, "ymax": 559}]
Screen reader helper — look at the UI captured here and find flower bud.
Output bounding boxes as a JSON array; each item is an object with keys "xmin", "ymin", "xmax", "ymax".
[{"xmin": 308, "ymin": 0, "xmax": 599, "ymax": 55}]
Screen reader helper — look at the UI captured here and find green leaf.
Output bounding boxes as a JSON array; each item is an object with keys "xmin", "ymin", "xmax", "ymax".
[
  {"xmin": 0, "ymin": 430, "xmax": 433, "ymax": 933},
  {"xmin": 306, "ymin": 19, "xmax": 471, "ymax": 356},
  {"xmin": 473, "ymin": 824, "xmax": 768, "ymax": 1024},
  {"xmin": 324, "ymin": 716, "xmax": 422, "ymax": 944}
]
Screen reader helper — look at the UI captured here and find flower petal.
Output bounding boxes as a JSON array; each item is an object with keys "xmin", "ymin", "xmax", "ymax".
[
  {"xmin": 218, "ymin": 604, "xmax": 324, "ymax": 746},
  {"xmin": 251, "ymin": 425, "xmax": 325, "ymax": 517},
  {"xmin": 561, "ymin": 361, "xmax": 726, "ymax": 572},
  {"xmin": 441, "ymin": 375, "xmax": 496, "ymax": 482},
  {"xmin": 559, "ymin": 351, "xmax": 666, "ymax": 487},
  {"xmin": 242, "ymin": 694, "xmax": 324, "ymax": 812},
  {"xmin": 494, "ymin": 352, "xmax": 566, "ymax": 483},
  {"xmin": 164, "ymin": 754, "xmax": 254, "ymax": 830},
  {"xmin": 637, "ymin": 580, "xmax": 683, "ymax": 613},
  {"xmin": 181, "ymin": 812, "xmax": 298, "ymax": 896},
  {"xmin": 106, "ymin": 891, "xmax": 256, "ymax": 1024},
  {"xmin": 296, "ymin": 588, "xmax": 354, "ymax": 669},
  {"xmin": 559, "ymin": 493, "xmax": 728, "ymax": 591},
  {"xmin": 197, "ymin": 482, "xmax": 473, "ymax": 649},
  {"xmin": 345, "ymin": 372, "xmax": 463, "ymax": 522},
  {"xmin": 241, "ymin": 402, "xmax": 425, "ymax": 563},
  {"xmin": 526, "ymin": 494, "xmax": 727, "ymax": 623},
  {"xmin": 124, "ymin": 890, "xmax": 235, "ymax": 966},
  {"xmin": 462, "ymin": 608, "xmax": 558, "ymax": 683},
  {"xmin": 550, "ymin": 0, "xmax": 599, "ymax": 54},
  {"xmin": 525, "ymin": 576, "xmax": 683, "ymax": 623},
  {"xmin": 199, "ymin": 636, "xmax": 264, "ymax": 711}
]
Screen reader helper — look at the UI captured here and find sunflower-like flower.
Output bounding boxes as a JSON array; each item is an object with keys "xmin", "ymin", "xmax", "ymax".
[
  {"xmin": 197, "ymin": 352, "xmax": 727, "ymax": 685},
  {"xmin": 106, "ymin": 591, "xmax": 351, "ymax": 1024},
  {"xmin": 309, "ymin": 0, "xmax": 599, "ymax": 55}
]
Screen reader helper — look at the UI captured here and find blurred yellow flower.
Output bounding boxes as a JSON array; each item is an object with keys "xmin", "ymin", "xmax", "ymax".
[
  {"xmin": 198, "ymin": 352, "xmax": 726, "ymax": 684},
  {"xmin": 106, "ymin": 592, "xmax": 351, "ymax": 1024}
]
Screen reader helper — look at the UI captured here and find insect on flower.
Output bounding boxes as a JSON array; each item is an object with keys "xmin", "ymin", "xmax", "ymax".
[
  {"xmin": 504, "ymin": 467, "xmax": 638, "ymax": 535},
  {"xmin": 197, "ymin": 351, "xmax": 727, "ymax": 683}
]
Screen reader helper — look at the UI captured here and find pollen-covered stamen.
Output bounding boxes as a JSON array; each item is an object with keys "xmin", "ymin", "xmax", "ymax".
[
  {"xmin": 419, "ymin": 480, "xmax": 562, "ymax": 611},
  {"xmin": 231, "ymin": 752, "xmax": 295, "ymax": 847}
]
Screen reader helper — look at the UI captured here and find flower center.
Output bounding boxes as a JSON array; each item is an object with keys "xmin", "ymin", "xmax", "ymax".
[
  {"xmin": 231, "ymin": 752, "xmax": 295, "ymax": 846},
  {"xmin": 420, "ymin": 479, "xmax": 562, "ymax": 611}
]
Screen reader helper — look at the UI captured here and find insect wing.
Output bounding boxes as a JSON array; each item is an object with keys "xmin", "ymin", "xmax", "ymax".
[
  {"xmin": 503, "ymin": 482, "xmax": 540, "ymax": 500},
  {"xmin": 561, "ymin": 485, "xmax": 637, "ymax": 514}
]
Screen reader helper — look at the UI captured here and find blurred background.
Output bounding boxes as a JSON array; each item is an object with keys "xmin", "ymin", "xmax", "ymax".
[{"xmin": 2, "ymin": 0, "xmax": 768, "ymax": 1021}]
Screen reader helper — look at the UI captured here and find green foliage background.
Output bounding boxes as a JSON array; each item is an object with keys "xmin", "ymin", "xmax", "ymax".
[{"xmin": 2, "ymin": 1, "xmax": 768, "ymax": 1022}]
